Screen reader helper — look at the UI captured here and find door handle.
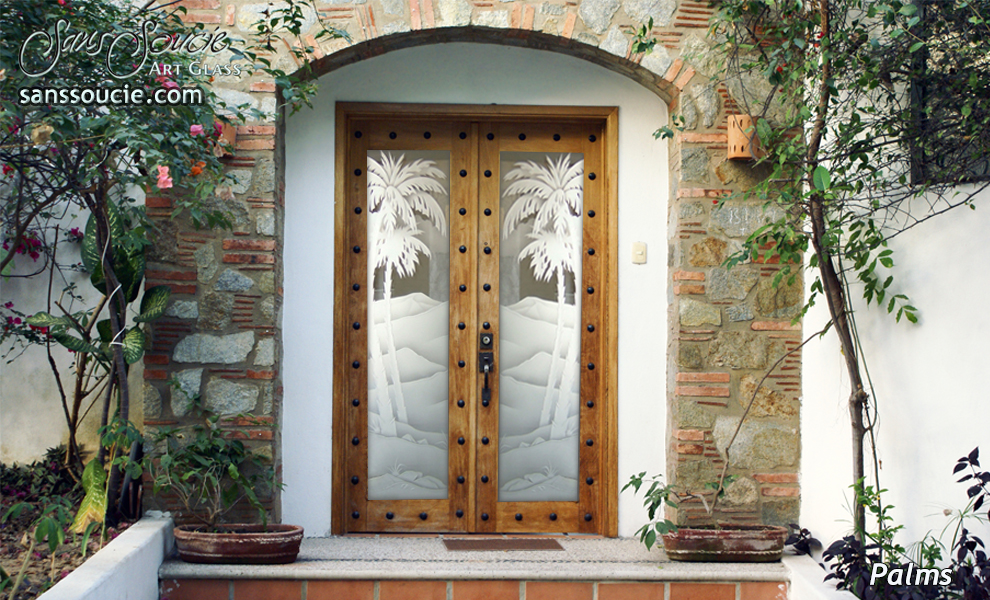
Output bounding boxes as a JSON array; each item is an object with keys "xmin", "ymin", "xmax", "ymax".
[{"xmin": 479, "ymin": 351, "xmax": 494, "ymax": 404}]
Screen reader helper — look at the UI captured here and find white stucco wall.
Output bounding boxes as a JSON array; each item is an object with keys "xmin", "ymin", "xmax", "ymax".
[
  {"xmin": 0, "ymin": 238, "xmax": 112, "ymax": 464},
  {"xmin": 283, "ymin": 42, "xmax": 669, "ymax": 537},
  {"xmin": 801, "ymin": 185, "xmax": 990, "ymax": 549}
]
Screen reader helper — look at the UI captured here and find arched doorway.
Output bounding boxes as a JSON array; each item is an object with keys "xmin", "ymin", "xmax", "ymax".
[{"xmin": 281, "ymin": 43, "xmax": 669, "ymax": 537}]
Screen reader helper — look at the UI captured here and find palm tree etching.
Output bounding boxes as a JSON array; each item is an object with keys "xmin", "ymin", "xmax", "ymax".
[
  {"xmin": 502, "ymin": 154, "xmax": 583, "ymax": 439},
  {"xmin": 367, "ymin": 151, "xmax": 448, "ymax": 436}
]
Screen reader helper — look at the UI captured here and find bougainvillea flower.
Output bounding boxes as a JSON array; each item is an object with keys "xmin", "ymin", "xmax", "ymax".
[
  {"xmin": 213, "ymin": 121, "xmax": 224, "ymax": 137},
  {"xmin": 190, "ymin": 124, "xmax": 204, "ymax": 137},
  {"xmin": 162, "ymin": 80, "xmax": 179, "ymax": 90},
  {"xmin": 2, "ymin": 164, "xmax": 12, "ymax": 177},
  {"xmin": 156, "ymin": 165, "xmax": 173, "ymax": 190},
  {"xmin": 190, "ymin": 161, "xmax": 205, "ymax": 176}
]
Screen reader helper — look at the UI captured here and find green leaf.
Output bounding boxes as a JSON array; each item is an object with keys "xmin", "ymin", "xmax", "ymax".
[
  {"xmin": 26, "ymin": 312, "xmax": 71, "ymax": 329},
  {"xmin": 80, "ymin": 521, "xmax": 101, "ymax": 559},
  {"xmin": 122, "ymin": 327, "xmax": 146, "ymax": 364},
  {"xmin": 0, "ymin": 248, "xmax": 12, "ymax": 277},
  {"xmin": 52, "ymin": 331, "xmax": 101, "ymax": 355},
  {"xmin": 135, "ymin": 285, "xmax": 171, "ymax": 323},
  {"xmin": 72, "ymin": 460, "xmax": 108, "ymax": 534},
  {"xmin": 909, "ymin": 41, "xmax": 924, "ymax": 53},
  {"xmin": 813, "ymin": 166, "xmax": 831, "ymax": 191},
  {"xmin": 96, "ymin": 319, "xmax": 113, "ymax": 343},
  {"xmin": 80, "ymin": 214, "xmax": 103, "ymax": 277}
]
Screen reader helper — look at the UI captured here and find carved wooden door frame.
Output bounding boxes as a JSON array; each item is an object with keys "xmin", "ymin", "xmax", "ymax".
[{"xmin": 330, "ymin": 103, "xmax": 618, "ymax": 536}]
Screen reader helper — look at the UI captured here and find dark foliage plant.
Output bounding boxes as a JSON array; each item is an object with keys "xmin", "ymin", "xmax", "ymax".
[{"xmin": 821, "ymin": 448, "xmax": 989, "ymax": 599}]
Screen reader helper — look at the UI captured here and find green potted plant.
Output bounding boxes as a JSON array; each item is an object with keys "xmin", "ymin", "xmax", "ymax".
[
  {"xmin": 148, "ymin": 402, "xmax": 303, "ymax": 564},
  {"xmin": 624, "ymin": 472, "xmax": 787, "ymax": 562}
]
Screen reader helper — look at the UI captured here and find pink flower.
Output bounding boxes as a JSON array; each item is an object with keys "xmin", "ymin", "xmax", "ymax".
[
  {"xmin": 162, "ymin": 80, "xmax": 179, "ymax": 90},
  {"xmin": 213, "ymin": 121, "xmax": 223, "ymax": 137},
  {"xmin": 189, "ymin": 124, "xmax": 204, "ymax": 137},
  {"xmin": 156, "ymin": 165, "xmax": 173, "ymax": 190}
]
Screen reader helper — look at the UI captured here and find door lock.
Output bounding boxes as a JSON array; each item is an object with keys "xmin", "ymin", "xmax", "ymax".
[{"xmin": 480, "ymin": 333, "xmax": 493, "ymax": 349}]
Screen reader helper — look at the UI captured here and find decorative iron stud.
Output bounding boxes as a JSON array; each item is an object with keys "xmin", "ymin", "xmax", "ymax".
[
  {"xmin": 353, "ymin": 322, "xmax": 361, "ymax": 330},
  {"xmin": 460, "ymin": 284, "xmax": 467, "ymax": 292},
  {"xmin": 354, "ymin": 207, "xmax": 362, "ymax": 214},
  {"xmin": 456, "ymin": 509, "xmax": 464, "ymax": 517},
  {"xmin": 460, "ymin": 169, "xmax": 467, "ymax": 177},
  {"xmin": 423, "ymin": 132, "xmax": 431, "ymax": 139},
  {"xmin": 553, "ymin": 134, "xmax": 561, "ymax": 141},
  {"xmin": 518, "ymin": 133, "xmax": 526, "ymax": 140},
  {"xmin": 487, "ymin": 133, "xmax": 494, "ymax": 140},
  {"xmin": 483, "ymin": 284, "xmax": 491, "ymax": 291},
  {"xmin": 459, "ymin": 208, "xmax": 467, "ymax": 215},
  {"xmin": 588, "ymin": 210, "xmax": 596, "ymax": 217},
  {"xmin": 586, "ymin": 477, "xmax": 594, "ymax": 485},
  {"xmin": 352, "ymin": 437, "xmax": 360, "ymax": 445},
  {"xmin": 482, "ymin": 513, "xmax": 489, "ymax": 520},
  {"xmin": 389, "ymin": 132, "xmax": 397, "ymax": 139},
  {"xmin": 588, "ymin": 248, "xmax": 595, "ymax": 255},
  {"xmin": 549, "ymin": 513, "xmax": 557, "ymax": 521},
  {"xmin": 515, "ymin": 513, "xmax": 523, "ymax": 521},
  {"xmin": 483, "ymin": 322, "xmax": 490, "ymax": 330},
  {"xmin": 587, "ymin": 324, "xmax": 595, "ymax": 332},
  {"xmin": 353, "ymin": 245, "xmax": 361, "ymax": 253},
  {"xmin": 484, "ymin": 247, "xmax": 491, "ymax": 254},
  {"xmin": 460, "ymin": 132, "xmax": 467, "ymax": 139},
  {"xmin": 420, "ymin": 512, "xmax": 428, "ymax": 520},
  {"xmin": 585, "ymin": 513, "xmax": 593, "ymax": 521},
  {"xmin": 589, "ymin": 134, "xmax": 596, "ymax": 142},
  {"xmin": 484, "ymin": 170, "xmax": 492, "ymax": 177},
  {"xmin": 482, "ymin": 437, "xmax": 489, "ymax": 445},
  {"xmin": 458, "ymin": 476, "xmax": 465, "ymax": 483},
  {"xmin": 354, "ymin": 168, "xmax": 362, "ymax": 176},
  {"xmin": 458, "ymin": 360, "xmax": 465, "ymax": 368},
  {"xmin": 587, "ymin": 400, "xmax": 595, "ymax": 408},
  {"xmin": 457, "ymin": 399, "xmax": 465, "ymax": 408},
  {"xmin": 482, "ymin": 399, "xmax": 490, "ymax": 407},
  {"xmin": 386, "ymin": 512, "xmax": 394, "ymax": 519},
  {"xmin": 458, "ymin": 322, "xmax": 466, "ymax": 330},
  {"xmin": 352, "ymin": 399, "xmax": 360, "ymax": 406},
  {"xmin": 481, "ymin": 475, "xmax": 489, "ymax": 483},
  {"xmin": 458, "ymin": 437, "xmax": 465, "ymax": 445},
  {"xmin": 352, "ymin": 511, "xmax": 360, "ymax": 518},
  {"xmin": 587, "ymin": 286, "xmax": 594, "ymax": 294},
  {"xmin": 354, "ymin": 131, "xmax": 362, "ymax": 138},
  {"xmin": 352, "ymin": 360, "xmax": 360, "ymax": 369},
  {"xmin": 352, "ymin": 476, "xmax": 360, "ymax": 484},
  {"xmin": 353, "ymin": 283, "xmax": 361, "ymax": 291},
  {"xmin": 459, "ymin": 245, "xmax": 467, "ymax": 253},
  {"xmin": 588, "ymin": 173, "xmax": 596, "ymax": 180},
  {"xmin": 586, "ymin": 439, "xmax": 594, "ymax": 446},
  {"xmin": 588, "ymin": 363, "xmax": 595, "ymax": 370},
  {"xmin": 484, "ymin": 208, "xmax": 492, "ymax": 216}
]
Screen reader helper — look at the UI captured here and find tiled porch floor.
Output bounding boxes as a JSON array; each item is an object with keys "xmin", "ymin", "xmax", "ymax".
[{"xmin": 160, "ymin": 535, "xmax": 789, "ymax": 581}]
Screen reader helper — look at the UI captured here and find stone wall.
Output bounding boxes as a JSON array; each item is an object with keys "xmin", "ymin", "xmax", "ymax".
[{"xmin": 144, "ymin": 0, "xmax": 801, "ymax": 526}]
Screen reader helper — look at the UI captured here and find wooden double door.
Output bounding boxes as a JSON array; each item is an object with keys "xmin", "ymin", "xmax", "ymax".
[{"xmin": 332, "ymin": 104, "xmax": 617, "ymax": 535}]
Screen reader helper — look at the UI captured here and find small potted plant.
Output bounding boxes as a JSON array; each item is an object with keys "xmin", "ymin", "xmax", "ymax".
[
  {"xmin": 147, "ymin": 402, "xmax": 303, "ymax": 564},
  {"xmin": 624, "ymin": 472, "xmax": 787, "ymax": 562}
]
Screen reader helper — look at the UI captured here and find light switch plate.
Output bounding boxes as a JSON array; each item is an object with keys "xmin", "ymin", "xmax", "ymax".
[{"xmin": 632, "ymin": 241, "xmax": 647, "ymax": 264}]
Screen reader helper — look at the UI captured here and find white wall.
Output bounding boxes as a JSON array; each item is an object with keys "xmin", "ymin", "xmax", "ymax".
[
  {"xmin": 802, "ymin": 185, "xmax": 990, "ymax": 550},
  {"xmin": 283, "ymin": 43, "xmax": 669, "ymax": 537}
]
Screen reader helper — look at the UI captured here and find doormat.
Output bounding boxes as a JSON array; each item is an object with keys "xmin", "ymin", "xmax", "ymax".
[{"xmin": 443, "ymin": 539, "xmax": 564, "ymax": 551}]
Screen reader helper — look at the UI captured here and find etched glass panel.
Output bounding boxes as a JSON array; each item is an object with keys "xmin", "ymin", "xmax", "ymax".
[
  {"xmin": 497, "ymin": 152, "xmax": 583, "ymax": 502},
  {"xmin": 367, "ymin": 150, "xmax": 450, "ymax": 500}
]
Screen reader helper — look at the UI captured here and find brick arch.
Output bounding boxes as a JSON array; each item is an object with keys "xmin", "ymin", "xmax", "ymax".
[{"xmin": 296, "ymin": 26, "xmax": 681, "ymax": 104}]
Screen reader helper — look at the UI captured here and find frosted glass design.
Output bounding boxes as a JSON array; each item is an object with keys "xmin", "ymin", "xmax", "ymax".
[
  {"xmin": 498, "ymin": 152, "xmax": 583, "ymax": 502},
  {"xmin": 366, "ymin": 150, "xmax": 451, "ymax": 500}
]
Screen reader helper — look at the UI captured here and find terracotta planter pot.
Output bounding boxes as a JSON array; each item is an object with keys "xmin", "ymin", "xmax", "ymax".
[
  {"xmin": 662, "ymin": 525, "xmax": 788, "ymax": 562},
  {"xmin": 174, "ymin": 524, "xmax": 304, "ymax": 564}
]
